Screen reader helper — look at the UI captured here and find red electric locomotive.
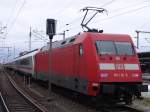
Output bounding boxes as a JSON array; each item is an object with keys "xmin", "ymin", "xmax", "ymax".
[
  {"xmin": 35, "ymin": 32, "xmax": 148, "ymax": 104},
  {"xmin": 6, "ymin": 7, "xmax": 148, "ymax": 104}
]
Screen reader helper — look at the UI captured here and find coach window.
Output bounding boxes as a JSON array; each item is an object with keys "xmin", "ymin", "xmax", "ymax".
[{"xmin": 79, "ymin": 44, "xmax": 84, "ymax": 56}]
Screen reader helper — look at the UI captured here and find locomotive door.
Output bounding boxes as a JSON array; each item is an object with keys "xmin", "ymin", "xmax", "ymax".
[{"xmin": 74, "ymin": 44, "xmax": 86, "ymax": 89}]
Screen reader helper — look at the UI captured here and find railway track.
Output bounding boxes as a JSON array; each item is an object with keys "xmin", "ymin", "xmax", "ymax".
[
  {"xmin": 45, "ymin": 83, "xmax": 143, "ymax": 112},
  {"xmin": 0, "ymin": 92, "xmax": 9, "ymax": 112},
  {"xmin": 3, "ymin": 70, "xmax": 144, "ymax": 112},
  {"xmin": 94, "ymin": 104, "xmax": 143, "ymax": 112},
  {"xmin": 73, "ymin": 96, "xmax": 143, "ymax": 112},
  {"xmin": 0, "ymin": 71, "xmax": 45, "ymax": 112}
]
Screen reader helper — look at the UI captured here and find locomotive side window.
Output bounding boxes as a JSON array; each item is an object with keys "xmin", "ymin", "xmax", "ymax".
[
  {"xmin": 69, "ymin": 38, "xmax": 76, "ymax": 43},
  {"xmin": 96, "ymin": 41, "xmax": 116, "ymax": 55},
  {"xmin": 61, "ymin": 41, "xmax": 66, "ymax": 45},
  {"xmin": 115, "ymin": 42, "xmax": 134, "ymax": 55},
  {"xmin": 79, "ymin": 45, "xmax": 84, "ymax": 56}
]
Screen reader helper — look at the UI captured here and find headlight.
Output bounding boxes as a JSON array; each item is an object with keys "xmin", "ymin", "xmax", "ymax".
[
  {"xmin": 92, "ymin": 83, "xmax": 99, "ymax": 87},
  {"xmin": 100, "ymin": 73, "xmax": 108, "ymax": 78},
  {"xmin": 132, "ymin": 73, "xmax": 139, "ymax": 78}
]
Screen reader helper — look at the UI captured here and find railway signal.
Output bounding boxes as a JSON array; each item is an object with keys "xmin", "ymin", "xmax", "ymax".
[{"xmin": 46, "ymin": 19, "xmax": 56, "ymax": 94}]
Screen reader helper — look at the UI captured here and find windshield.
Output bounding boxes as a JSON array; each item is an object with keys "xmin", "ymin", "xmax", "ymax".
[
  {"xmin": 115, "ymin": 42, "xmax": 134, "ymax": 55},
  {"xmin": 95, "ymin": 41, "xmax": 135, "ymax": 55},
  {"xmin": 96, "ymin": 41, "xmax": 116, "ymax": 55}
]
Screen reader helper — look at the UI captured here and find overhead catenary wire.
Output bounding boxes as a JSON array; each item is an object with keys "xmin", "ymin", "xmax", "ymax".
[
  {"xmin": 32, "ymin": 33, "xmax": 48, "ymax": 42},
  {"xmin": 145, "ymin": 38, "xmax": 150, "ymax": 43},
  {"xmin": 98, "ymin": 3, "xmax": 150, "ymax": 22},
  {"xmin": 54, "ymin": 0, "xmax": 75, "ymax": 19},
  {"xmin": 139, "ymin": 19, "xmax": 150, "ymax": 29},
  {"xmin": 6, "ymin": 0, "xmax": 26, "ymax": 37},
  {"xmin": 65, "ymin": 3, "xmax": 150, "ymax": 33},
  {"xmin": 58, "ymin": 0, "xmax": 116, "ymax": 31},
  {"xmin": 2, "ymin": 0, "xmax": 19, "ymax": 39},
  {"xmin": 5, "ymin": 0, "xmax": 19, "ymax": 27},
  {"xmin": 111, "ymin": 0, "xmax": 150, "ymax": 12},
  {"xmin": 100, "ymin": 0, "xmax": 115, "ymax": 7},
  {"xmin": 66, "ymin": 1, "xmax": 150, "ymax": 32},
  {"xmin": 52, "ymin": 0, "xmax": 81, "ymax": 31},
  {"xmin": 32, "ymin": 30, "xmax": 48, "ymax": 40}
]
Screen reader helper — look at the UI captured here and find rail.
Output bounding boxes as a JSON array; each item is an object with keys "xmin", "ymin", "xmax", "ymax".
[
  {"xmin": 95, "ymin": 104, "xmax": 143, "ymax": 112},
  {"xmin": 6, "ymin": 72, "xmax": 48, "ymax": 112},
  {"xmin": 0, "ymin": 92, "xmax": 9, "ymax": 112},
  {"xmin": 0, "ymin": 71, "xmax": 46, "ymax": 112}
]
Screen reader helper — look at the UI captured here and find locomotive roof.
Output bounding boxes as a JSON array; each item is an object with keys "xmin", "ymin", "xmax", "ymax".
[
  {"xmin": 39, "ymin": 32, "xmax": 132, "ymax": 52},
  {"xmin": 7, "ymin": 32, "xmax": 132, "ymax": 64},
  {"xmin": 40, "ymin": 34, "xmax": 79, "ymax": 52},
  {"xmin": 85, "ymin": 32, "xmax": 131, "ymax": 40}
]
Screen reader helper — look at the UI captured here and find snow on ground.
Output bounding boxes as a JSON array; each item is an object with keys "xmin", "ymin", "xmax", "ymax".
[
  {"xmin": 131, "ymin": 84, "xmax": 150, "ymax": 112},
  {"xmin": 142, "ymin": 84, "xmax": 150, "ymax": 98}
]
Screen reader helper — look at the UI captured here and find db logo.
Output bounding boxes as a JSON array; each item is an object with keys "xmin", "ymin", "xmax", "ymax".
[{"xmin": 115, "ymin": 64, "xmax": 124, "ymax": 70}]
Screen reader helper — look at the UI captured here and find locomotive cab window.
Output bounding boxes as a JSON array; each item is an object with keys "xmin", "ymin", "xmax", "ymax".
[
  {"xmin": 115, "ymin": 42, "xmax": 135, "ymax": 55},
  {"xmin": 79, "ymin": 45, "xmax": 84, "ymax": 56},
  {"xmin": 95, "ymin": 41, "xmax": 135, "ymax": 55},
  {"xmin": 96, "ymin": 41, "xmax": 116, "ymax": 55}
]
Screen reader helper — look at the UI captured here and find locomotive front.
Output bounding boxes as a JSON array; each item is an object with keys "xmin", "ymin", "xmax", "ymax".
[{"xmin": 87, "ymin": 33, "xmax": 148, "ymax": 104}]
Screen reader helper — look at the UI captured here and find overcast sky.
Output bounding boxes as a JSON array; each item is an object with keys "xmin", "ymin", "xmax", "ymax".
[{"xmin": 0, "ymin": 0, "xmax": 150, "ymax": 62}]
